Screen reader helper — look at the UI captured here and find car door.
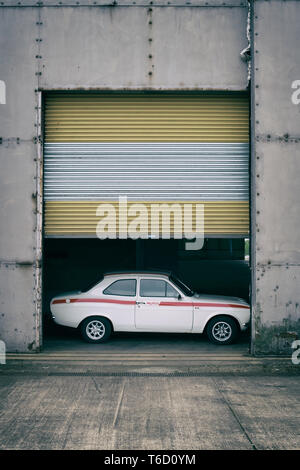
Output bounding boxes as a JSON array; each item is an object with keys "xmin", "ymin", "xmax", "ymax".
[
  {"xmin": 135, "ymin": 278, "xmax": 193, "ymax": 332},
  {"xmin": 100, "ymin": 278, "xmax": 137, "ymax": 330}
]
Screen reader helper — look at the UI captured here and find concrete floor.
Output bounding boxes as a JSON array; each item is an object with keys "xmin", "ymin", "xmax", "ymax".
[
  {"xmin": 42, "ymin": 320, "xmax": 250, "ymax": 355},
  {"xmin": 0, "ymin": 373, "xmax": 299, "ymax": 450},
  {"xmin": 1, "ymin": 325, "xmax": 299, "ymax": 450}
]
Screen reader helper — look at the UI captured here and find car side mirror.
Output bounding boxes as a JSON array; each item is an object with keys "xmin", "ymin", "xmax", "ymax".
[{"xmin": 177, "ymin": 294, "xmax": 182, "ymax": 300}]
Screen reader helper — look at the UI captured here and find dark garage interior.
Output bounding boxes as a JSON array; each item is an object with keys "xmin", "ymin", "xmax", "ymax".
[{"xmin": 42, "ymin": 237, "xmax": 250, "ymax": 346}]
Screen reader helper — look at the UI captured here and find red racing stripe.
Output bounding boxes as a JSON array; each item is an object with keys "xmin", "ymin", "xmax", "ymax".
[
  {"xmin": 52, "ymin": 298, "xmax": 136, "ymax": 305},
  {"xmin": 52, "ymin": 298, "xmax": 249, "ymax": 309},
  {"xmin": 159, "ymin": 301, "xmax": 250, "ymax": 309}
]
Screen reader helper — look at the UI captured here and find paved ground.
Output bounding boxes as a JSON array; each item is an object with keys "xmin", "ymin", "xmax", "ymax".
[
  {"xmin": 1, "ymin": 329, "xmax": 299, "ymax": 450},
  {"xmin": 0, "ymin": 372, "xmax": 299, "ymax": 450}
]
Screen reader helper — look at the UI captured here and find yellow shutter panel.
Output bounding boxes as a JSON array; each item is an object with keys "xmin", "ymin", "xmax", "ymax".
[{"xmin": 43, "ymin": 92, "xmax": 249, "ymax": 238}]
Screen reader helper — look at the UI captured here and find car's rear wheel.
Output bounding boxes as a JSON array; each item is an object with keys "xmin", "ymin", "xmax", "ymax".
[
  {"xmin": 206, "ymin": 316, "xmax": 238, "ymax": 345},
  {"xmin": 80, "ymin": 316, "xmax": 112, "ymax": 343}
]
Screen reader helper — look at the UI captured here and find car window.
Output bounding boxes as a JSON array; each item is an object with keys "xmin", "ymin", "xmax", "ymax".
[
  {"xmin": 103, "ymin": 279, "xmax": 136, "ymax": 297},
  {"xmin": 140, "ymin": 279, "xmax": 179, "ymax": 298},
  {"xmin": 166, "ymin": 282, "xmax": 179, "ymax": 298}
]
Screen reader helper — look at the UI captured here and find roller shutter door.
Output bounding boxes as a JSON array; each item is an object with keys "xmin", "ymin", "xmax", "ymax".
[{"xmin": 43, "ymin": 93, "xmax": 249, "ymax": 238}]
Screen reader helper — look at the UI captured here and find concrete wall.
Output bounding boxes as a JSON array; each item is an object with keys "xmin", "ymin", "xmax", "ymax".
[
  {"xmin": 251, "ymin": 0, "xmax": 300, "ymax": 354},
  {"xmin": 1, "ymin": 1, "xmax": 249, "ymax": 351},
  {"xmin": 0, "ymin": 8, "xmax": 41, "ymax": 352},
  {"xmin": 39, "ymin": 3, "xmax": 248, "ymax": 90}
]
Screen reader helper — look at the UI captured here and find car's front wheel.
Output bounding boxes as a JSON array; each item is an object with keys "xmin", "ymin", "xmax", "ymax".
[
  {"xmin": 206, "ymin": 316, "xmax": 238, "ymax": 345},
  {"xmin": 80, "ymin": 316, "xmax": 112, "ymax": 343}
]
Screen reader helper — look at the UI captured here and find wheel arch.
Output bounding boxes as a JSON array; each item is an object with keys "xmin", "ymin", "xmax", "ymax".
[
  {"xmin": 78, "ymin": 314, "xmax": 114, "ymax": 332},
  {"xmin": 203, "ymin": 313, "xmax": 241, "ymax": 335}
]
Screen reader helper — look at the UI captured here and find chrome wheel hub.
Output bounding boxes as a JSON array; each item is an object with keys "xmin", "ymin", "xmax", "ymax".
[
  {"xmin": 86, "ymin": 320, "xmax": 105, "ymax": 340},
  {"xmin": 212, "ymin": 321, "xmax": 232, "ymax": 342}
]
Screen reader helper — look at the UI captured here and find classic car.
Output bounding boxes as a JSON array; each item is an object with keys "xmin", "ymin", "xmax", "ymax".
[{"xmin": 50, "ymin": 271, "xmax": 250, "ymax": 345}]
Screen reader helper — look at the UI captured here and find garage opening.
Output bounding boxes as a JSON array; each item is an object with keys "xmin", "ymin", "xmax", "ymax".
[{"xmin": 42, "ymin": 91, "xmax": 250, "ymax": 352}]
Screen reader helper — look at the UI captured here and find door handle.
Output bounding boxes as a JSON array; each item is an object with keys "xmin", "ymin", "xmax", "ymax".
[{"xmin": 136, "ymin": 301, "xmax": 145, "ymax": 305}]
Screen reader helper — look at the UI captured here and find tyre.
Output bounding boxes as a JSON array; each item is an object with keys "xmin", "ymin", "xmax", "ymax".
[
  {"xmin": 206, "ymin": 316, "xmax": 238, "ymax": 345},
  {"xmin": 80, "ymin": 316, "xmax": 112, "ymax": 343}
]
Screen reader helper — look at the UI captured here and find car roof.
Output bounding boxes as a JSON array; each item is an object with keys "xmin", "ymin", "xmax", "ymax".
[{"xmin": 103, "ymin": 270, "xmax": 171, "ymax": 279}]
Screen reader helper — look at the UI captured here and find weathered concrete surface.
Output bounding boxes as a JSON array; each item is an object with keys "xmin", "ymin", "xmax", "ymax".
[
  {"xmin": 40, "ymin": 5, "xmax": 248, "ymax": 90},
  {"xmin": 0, "ymin": 8, "xmax": 39, "ymax": 352},
  {"xmin": 0, "ymin": 142, "xmax": 39, "ymax": 351},
  {"xmin": 2, "ymin": 329, "xmax": 300, "ymax": 376},
  {"xmin": 0, "ymin": 371, "xmax": 299, "ymax": 449},
  {"xmin": 0, "ymin": 0, "xmax": 249, "ymax": 6},
  {"xmin": 0, "ymin": 8, "xmax": 37, "ymax": 140},
  {"xmin": 254, "ymin": 264, "xmax": 300, "ymax": 355},
  {"xmin": 253, "ymin": 1, "xmax": 300, "ymax": 137},
  {"xmin": 255, "ymin": 142, "xmax": 300, "ymax": 265},
  {"xmin": 148, "ymin": 7, "xmax": 248, "ymax": 90},
  {"xmin": 0, "ymin": 143, "xmax": 36, "ymax": 261},
  {"xmin": 4, "ymin": 355, "xmax": 298, "ymax": 377},
  {"xmin": 0, "ymin": 264, "xmax": 37, "ymax": 352},
  {"xmin": 251, "ymin": 0, "xmax": 300, "ymax": 354}
]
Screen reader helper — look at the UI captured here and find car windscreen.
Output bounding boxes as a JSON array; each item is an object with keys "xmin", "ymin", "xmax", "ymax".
[{"xmin": 170, "ymin": 275, "xmax": 194, "ymax": 297}]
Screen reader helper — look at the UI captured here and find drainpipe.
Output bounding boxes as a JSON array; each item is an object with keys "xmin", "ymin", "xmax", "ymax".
[{"xmin": 240, "ymin": 0, "xmax": 251, "ymax": 86}]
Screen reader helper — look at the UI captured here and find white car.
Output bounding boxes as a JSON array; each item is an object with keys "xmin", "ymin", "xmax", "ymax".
[{"xmin": 50, "ymin": 271, "xmax": 250, "ymax": 345}]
